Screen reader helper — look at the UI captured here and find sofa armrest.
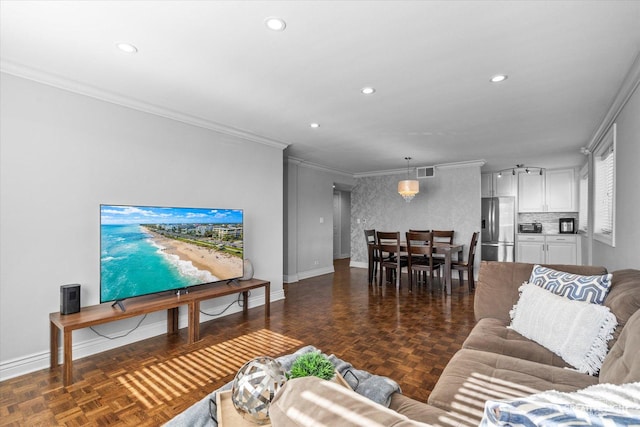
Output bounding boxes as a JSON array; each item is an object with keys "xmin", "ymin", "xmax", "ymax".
[
  {"xmin": 270, "ymin": 377, "xmax": 423, "ymax": 426},
  {"xmin": 475, "ymin": 262, "xmax": 608, "ymax": 323}
]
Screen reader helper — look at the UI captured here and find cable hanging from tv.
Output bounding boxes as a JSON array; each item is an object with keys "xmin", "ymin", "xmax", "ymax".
[
  {"xmin": 90, "ymin": 314, "xmax": 148, "ymax": 340},
  {"xmin": 200, "ymin": 292, "xmax": 247, "ymax": 317}
]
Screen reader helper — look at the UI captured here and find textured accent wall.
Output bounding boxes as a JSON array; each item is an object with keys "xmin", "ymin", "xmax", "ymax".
[{"xmin": 351, "ymin": 165, "xmax": 482, "ymax": 274}]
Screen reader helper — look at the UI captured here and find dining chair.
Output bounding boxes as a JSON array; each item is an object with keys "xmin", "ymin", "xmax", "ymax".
[
  {"xmin": 450, "ymin": 232, "xmax": 479, "ymax": 292},
  {"xmin": 376, "ymin": 231, "xmax": 407, "ymax": 288},
  {"xmin": 405, "ymin": 231, "xmax": 444, "ymax": 291},
  {"xmin": 364, "ymin": 229, "xmax": 381, "ymax": 284},
  {"xmin": 431, "ymin": 230, "xmax": 454, "ymax": 265}
]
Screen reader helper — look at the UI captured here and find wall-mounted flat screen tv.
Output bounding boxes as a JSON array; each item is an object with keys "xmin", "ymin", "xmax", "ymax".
[{"xmin": 100, "ymin": 204, "xmax": 243, "ymax": 304}]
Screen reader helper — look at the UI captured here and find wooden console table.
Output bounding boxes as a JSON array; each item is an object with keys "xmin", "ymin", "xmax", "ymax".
[{"xmin": 50, "ymin": 278, "xmax": 270, "ymax": 386}]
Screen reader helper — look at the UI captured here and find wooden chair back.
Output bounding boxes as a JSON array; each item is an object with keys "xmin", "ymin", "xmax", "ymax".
[
  {"xmin": 405, "ymin": 231, "xmax": 435, "ymax": 257},
  {"xmin": 364, "ymin": 229, "xmax": 377, "ymax": 246},
  {"xmin": 467, "ymin": 232, "xmax": 479, "ymax": 265},
  {"xmin": 432, "ymin": 230, "xmax": 454, "ymax": 244},
  {"xmin": 376, "ymin": 231, "xmax": 401, "ymax": 255},
  {"xmin": 376, "ymin": 231, "xmax": 406, "ymax": 287}
]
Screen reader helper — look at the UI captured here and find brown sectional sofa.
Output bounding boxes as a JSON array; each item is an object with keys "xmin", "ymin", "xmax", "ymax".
[
  {"xmin": 399, "ymin": 262, "xmax": 640, "ymax": 425},
  {"xmin": 272, "ymin": 261, "xmax": 640, "ymax": 426}
]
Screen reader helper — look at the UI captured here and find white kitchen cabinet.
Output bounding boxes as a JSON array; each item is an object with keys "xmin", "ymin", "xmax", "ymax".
[
  {"xmin": 516, "ymin": 235, "xmax": 545, "ymax": 264},
  {"xmin": 518, "ymin": 168, "xmax": 576, "ymax": 212},
  {"xmin": 516, "ymin": 234, "xmax": 580, "ymax": 264},
  {"xmin": 495, "ymin": 173, "xmax": 516, "ymax": 196},
  {"xmin": 545, "ymin": 169, "xmax": 576, "ymax": 212},
  {"xmin": 481, "ymin": 173, "xmax": 493, "ymax": 197},
  {"xmin": 482, "ymin": 173, "xmax": 516, "ymax": 197},
  {"xmin": 518, "ymin": 173, "xmax": 545, "ymax": 212},
  {"xmin": 546, "ymin": 235, "xmax": 579, "ymax": 265}
]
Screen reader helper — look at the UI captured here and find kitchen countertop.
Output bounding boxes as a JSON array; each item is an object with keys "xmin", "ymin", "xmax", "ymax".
[{"xmin": 517, "ymin": 233, "xmax": 580, "ymax": 236}]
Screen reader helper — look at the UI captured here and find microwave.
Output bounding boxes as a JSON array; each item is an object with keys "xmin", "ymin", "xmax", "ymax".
[{"xmin": 519, "ymin": 223, "xmax": 542, "ymax": 233}]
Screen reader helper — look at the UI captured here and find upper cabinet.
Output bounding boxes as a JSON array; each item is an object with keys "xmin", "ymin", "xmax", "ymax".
[
  {"xmin": 545, "ymin": 169, "xmax": 576, "ymax": 212},
  {"xmin": 518, "ymin": 173, "xmax": 545, "ymax": 212},
  {"xmin": 517, "ymin": 168, "xmax": 577, "ymax": 212},
  {"xmin": 481, "ymin": 173, "xmax": 516, "ymax": 197}
]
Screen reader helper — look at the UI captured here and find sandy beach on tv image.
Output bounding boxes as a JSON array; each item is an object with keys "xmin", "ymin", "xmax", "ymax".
[{"xmin": 142, "ymin": 227, "xmax": 242, "ymax": 281}]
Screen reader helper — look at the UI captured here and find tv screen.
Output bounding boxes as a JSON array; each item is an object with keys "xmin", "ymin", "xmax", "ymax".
[{"xmin": 100, "ymin": 204, "xmax": 244, "ymax": 303}]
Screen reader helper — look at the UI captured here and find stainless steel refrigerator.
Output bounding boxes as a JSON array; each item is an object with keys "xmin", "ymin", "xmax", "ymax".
[{"xmin": 481, "ymin": 197, "xmax": 515, "ymax": 262}]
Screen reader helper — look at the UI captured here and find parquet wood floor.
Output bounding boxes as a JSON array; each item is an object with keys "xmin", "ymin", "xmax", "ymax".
[{"xmin": 0, "ymin": 259, "xmax": 476, "ymax": 426}]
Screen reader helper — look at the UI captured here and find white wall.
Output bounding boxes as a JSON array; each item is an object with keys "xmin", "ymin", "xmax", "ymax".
[
  {"xmin": 336, "ymin": 190, "xmax": 351, "ymax": 259},
  {"xmin": 284, "ymin": 160, "xmax": 356, "ymax": 282},
  {"xmin": 0, "ymin": 73, "xmax": 285, "ymax": 379},
  {"xmin": 592, "ymin": 85, "xmax": 640, "ymax": 270},
  {"xmin": 350, "ymin": 164, "xmax": 482, "ymax": 279}
]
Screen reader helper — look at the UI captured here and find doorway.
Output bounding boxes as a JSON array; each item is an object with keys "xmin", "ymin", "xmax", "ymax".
[{"xmin": 333, "ymin": 188, "xmax": 351, "ymax": 259}]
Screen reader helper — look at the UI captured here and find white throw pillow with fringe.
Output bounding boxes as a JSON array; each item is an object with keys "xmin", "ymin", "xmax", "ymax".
[{"xmin": 509, "ymin": 282, "xmax": 617, "ymax": 375}]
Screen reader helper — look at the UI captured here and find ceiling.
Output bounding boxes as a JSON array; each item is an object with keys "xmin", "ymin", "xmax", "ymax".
[{"xmin": 2, "ymin": 1, "xmax": 639, "ymax": 175}]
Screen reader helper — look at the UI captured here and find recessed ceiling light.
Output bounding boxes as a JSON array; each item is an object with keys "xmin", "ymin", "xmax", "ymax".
[
  {"xmin": 361, "ymin": 87, "xmax": 376, "ymax": 95},
  {"xmin": 490, "ymin": 74, "xmax": 508, "ymax": 83},
  {"xmin": 265, "ymin": 17, "xmax": 286, "ymax": 31},
  {"xmin": 116, "ymin": 43, "xmax": 138, "ymax": 54},
  {"xmin": 310, "ymin": 123, "xmax": 320, "ymax": 128}
]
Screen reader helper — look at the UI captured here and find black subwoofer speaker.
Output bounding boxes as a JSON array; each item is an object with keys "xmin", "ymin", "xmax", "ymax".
[{"xmin": 60, "ymin": 284, "xmax": 81, "ymax": 315}]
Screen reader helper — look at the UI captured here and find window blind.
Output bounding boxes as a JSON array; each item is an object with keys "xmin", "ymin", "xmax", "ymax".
[
  {"xmin": 578, "ymin": 173, "xmax": 588, "ymax": 231},
  {"xmin": 594, "ymin": 144, "xmax": 614, "ymax": 235}
]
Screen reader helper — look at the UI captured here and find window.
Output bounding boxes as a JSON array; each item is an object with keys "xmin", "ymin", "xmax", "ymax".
[
  {"xmin": 593, "ymin": 124, "xmax": 616, "ymax": 246},
  {"xmin": 578, "ymin": 164, "xmax": 588, "ymax": 232}
]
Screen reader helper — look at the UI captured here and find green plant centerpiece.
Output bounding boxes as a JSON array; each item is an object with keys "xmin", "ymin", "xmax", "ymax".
[{"xmin": 288, "ymin": 351, "xmax": 335, "ymax": 380}]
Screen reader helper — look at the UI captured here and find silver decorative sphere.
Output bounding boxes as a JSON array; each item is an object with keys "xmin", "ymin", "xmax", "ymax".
[{"xmin": 231, "ymin": 356, "xmax": 287, "ymax": 424}]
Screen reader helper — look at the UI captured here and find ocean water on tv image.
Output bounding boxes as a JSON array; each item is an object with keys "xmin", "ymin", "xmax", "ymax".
[{"xmin": 100, "ymin": 224, "xmax": 202, "ymax": 302}]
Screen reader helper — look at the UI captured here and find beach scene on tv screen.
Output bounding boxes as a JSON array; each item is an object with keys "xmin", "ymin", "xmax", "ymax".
[{"xmin": 100, "ymin": 205, "xmax": 243, "ymax": 302}]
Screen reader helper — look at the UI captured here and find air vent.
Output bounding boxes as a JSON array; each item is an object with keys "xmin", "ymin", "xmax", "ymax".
[{"xmin": 416, "ymin": 166, "xmax": 435, "ymax": 179}]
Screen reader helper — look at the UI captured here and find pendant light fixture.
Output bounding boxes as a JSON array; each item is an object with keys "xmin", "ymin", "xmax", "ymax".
[{"xmin": 398, "ymin": 157, "xmax": 419, "ymax": 202}]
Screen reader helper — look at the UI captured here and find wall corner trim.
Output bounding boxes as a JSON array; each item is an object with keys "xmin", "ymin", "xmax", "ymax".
[{"xmin": 587, "ymin": 51, "xmax": 640, "ymax": 150}]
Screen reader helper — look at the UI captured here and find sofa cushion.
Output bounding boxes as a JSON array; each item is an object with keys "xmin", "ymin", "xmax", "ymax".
[
  {"xmin": 475, "ymin": 262, "xmax": 608, "ymax": 324},
  {"xmin": 529, "ymin": 264, "xmax": 612, "ymax": 304},
  {"xmin": 269, "ymin": 376, "xmax": 428, "ymax": 426},
  {"xmin": 389, "ymin": 393, "xmax": 471, "ymax": 427},
  {"xmin": 462, "ymin": 318, "xmax": 570, "ymax": 368},
  {"xmin": 427, "ymin": 349, "xmax": 598, "ymax": 424},
  {"xmin": 509, "ymin": 283, "xmax": 617, "ymax": 375},
  {"xmin": 600, "ymin": 308, "xmax": 640, "ymax": 384},
  {"xmin": 604, "ymin": 269, "xmax": 640, "ymax": 345}
]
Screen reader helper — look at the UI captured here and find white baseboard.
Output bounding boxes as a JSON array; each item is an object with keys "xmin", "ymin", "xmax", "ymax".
[
  {"xmin": 349, "ymin": 261, "xmax": 367, "ymax": 269},
  {"xmin": 297, "ymin": 266, "xmax": 334, "ymax": 281},
  {"xmin": 284, "ymin": 266, "xmax": 335, "ymax": 283},
  {"xmin": 283, "ymin": 274, "xmax": 298, "ymax": 283},
  {"xmin": 0, "ymin": 291, "xmax": 284, "ymax": 382}
]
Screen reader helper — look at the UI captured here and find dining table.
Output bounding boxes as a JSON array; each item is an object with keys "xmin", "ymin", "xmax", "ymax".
[{"xmin": 370, "ymin": 241, "xmax": 463, "ymax": 295}]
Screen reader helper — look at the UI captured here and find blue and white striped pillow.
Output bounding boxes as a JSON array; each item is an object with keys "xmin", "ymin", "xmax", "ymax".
[{"xmin": 529, "ymin": 265, "xmax": 612, "ymax": 305}]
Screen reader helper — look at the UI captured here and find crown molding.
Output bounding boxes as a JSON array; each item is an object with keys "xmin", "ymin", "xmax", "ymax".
[
  {"xmin": 353, "ymin": 159, "xmax": 486, "ymax": 178},
  {"xmin": 435, "ymin": 159, "xmax": 486, "ymax": 170},
  {"xmin": 1, "ymin": 60, "xmax": 289, "ymax": 151},
  {"xmin": 286, "ymin": 157, "xmax": 353, "ymax": 178},
  {"xmin": 587, "ymin": 50, "xmax": 640, "ymax": 150}
]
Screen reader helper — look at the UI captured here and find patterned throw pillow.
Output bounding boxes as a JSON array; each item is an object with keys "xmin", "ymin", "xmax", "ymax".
[
  {"xmin": 481, "ymin": 382, "xmax": 640, "ymax": 427},
  {"xmin": 529, "ymin": 265, "xmax": 612, "ymax": 304}
]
